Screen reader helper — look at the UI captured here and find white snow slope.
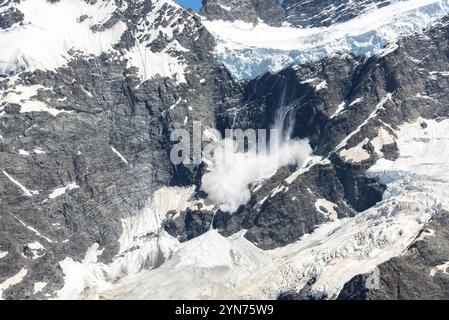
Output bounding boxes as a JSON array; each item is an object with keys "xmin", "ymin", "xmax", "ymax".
[
  {"xmin": 0, "ymin": 0, "xmax": 126, "ymax": 75},
  {"xmin": 0, "ymin": 0, "xmax": 193, "ymax": 116},
  {"xmin": 54, "ymin": 116, "xmax": 449, "ymax": 299},
  {"xmin": 0, "ymin": 0, "xmax": 189, "ymax": 84},
  {"xmin": 203, "ymin": 0, "xmax": 449, "ymax": 80}
]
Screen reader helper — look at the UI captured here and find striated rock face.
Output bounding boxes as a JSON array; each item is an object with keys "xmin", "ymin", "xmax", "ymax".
[
  {"xmin": 201, "ymin": 0, "xmax": 285, "ymax": 25},
  {"xmin": 2, "ymin": 0, "xmax": 449, "ymax": 300},
  {"xmin": 201, "ymin": 0, "xmax": 260, "ymax": 24},
  {"xmin": 201, "ymin": 0, "xmax": 392, "ymax": 27},
  {"xmin": 252, "ymin": 0, "xmax": 285, "ymax": 25},
  {"xmin": 282, "ymin": 0, "xmax": 392, "ymax": 27}
]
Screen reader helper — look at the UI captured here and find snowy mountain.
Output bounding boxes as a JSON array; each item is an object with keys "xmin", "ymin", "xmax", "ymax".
[
  {"xmin": 2, "ymin": 0, "xmax": 449, "ymax": 300},
  {"xmin": 203, "ymin": 0, "xmax": 449, "ymax": 79}
]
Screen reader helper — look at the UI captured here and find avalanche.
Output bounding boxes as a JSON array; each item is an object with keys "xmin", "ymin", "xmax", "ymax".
[{"xmin": 55, "ymin": 117, "xmax": 449, "ymax": 299}]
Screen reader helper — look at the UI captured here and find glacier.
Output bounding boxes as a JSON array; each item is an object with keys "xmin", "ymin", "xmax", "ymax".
[
  {"xmin": 52, "ymin": 114, "xmax": 449, "ymax": 299},
  {"xmin": 203, "ymin": 0, "xmax": 449, "ymax": 80}
]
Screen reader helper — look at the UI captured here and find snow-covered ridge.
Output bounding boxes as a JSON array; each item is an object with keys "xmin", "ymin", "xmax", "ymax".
[
  {"xmin": 0, "ymin": 0, "xmax": 126, "ymax": 75},
  {"xmin": 203, "ymin": 0, "xmax": 449, "ymax": 80},
  {"xmin": 0, "ymin": 0, "xmax": 189, "ymax": 84},
  {"xmin": 123, "ymin": 0, "xmax": 190, "ymax": 84}
]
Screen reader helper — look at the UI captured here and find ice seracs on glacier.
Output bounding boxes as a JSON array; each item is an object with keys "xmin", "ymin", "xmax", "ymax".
[{"xmin": 203, "ymin": 0, "xmax": 449, "ymax": 80}]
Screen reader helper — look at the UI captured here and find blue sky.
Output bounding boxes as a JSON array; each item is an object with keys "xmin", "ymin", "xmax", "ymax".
[{"xmin": 176, "ymin": 0, "xmax": 202, "ymax": 11}]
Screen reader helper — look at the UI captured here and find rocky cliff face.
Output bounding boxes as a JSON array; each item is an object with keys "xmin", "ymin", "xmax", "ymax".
[
  {"xmin": 200, "ymin": 0, "xmax": 285, "ymax": 25},
  {"xmin": 283, "ymin": 0, "xmax": 392, "ymax": 27},
  {"xmin": 1, "ymin": 0, "xmax": 449, "ymax": 300},
  {"xmin": 201, "ymin": 0, "xmax": 392, "ymax": 27}
]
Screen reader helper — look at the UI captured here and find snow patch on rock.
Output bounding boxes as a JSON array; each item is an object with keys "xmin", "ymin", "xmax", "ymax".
[
  {"xmin": 339, "ymin": 138, "xmax": 371, "ymax": 163},
  {"xmin": 1, "ymin": 170, "xmax": 39, "ymax": 197},
  {"xmin": 315, "ymin": 198, "xmax": 338, "ymax": 221},
  {"xmin": 0, "ymin": 84, "xmax": 69, "ymax": 116},
  {"xmin": 0, "ymin": 268, "xmax": 28, "ymax": 299},
  {"xmin": 48, "ymin": 182, "xmax": 79, "ymax": 200}
]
